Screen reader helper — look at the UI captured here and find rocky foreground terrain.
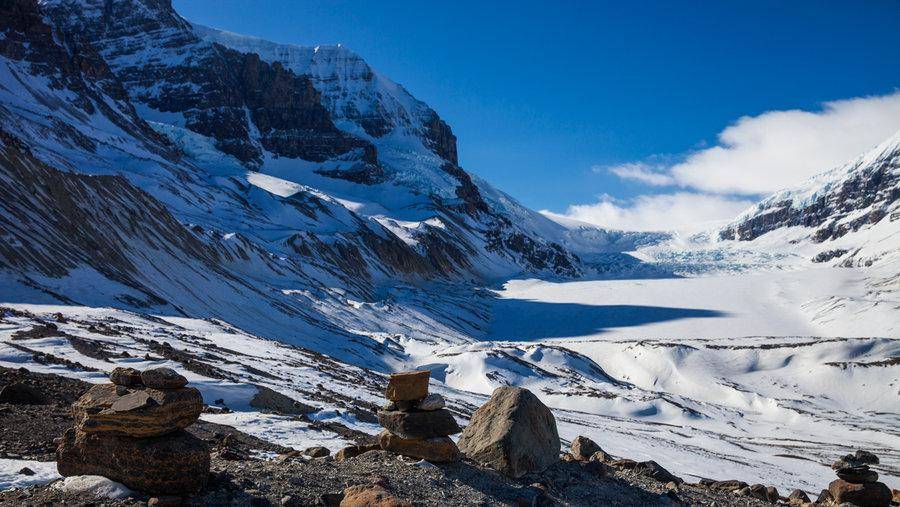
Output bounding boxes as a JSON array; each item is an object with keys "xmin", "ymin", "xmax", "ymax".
[{"xmin": 0, "ymin": 365, "xmax": 897, "ymax": 507}]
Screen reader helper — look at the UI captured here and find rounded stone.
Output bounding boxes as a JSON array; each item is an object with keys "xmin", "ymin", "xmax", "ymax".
[
  {"xmin": 141, "ymin": 367, "xmax": 187, "ymax": 389},
  {"xmin": 109, "ymin": 367, "xmax": 143, "ymax": 387},
  {"xmin": 457, "ymin": 386, "xmax": 560, "ymax": 478}
]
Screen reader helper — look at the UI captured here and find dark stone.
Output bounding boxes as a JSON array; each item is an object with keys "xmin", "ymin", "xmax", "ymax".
[
  {"xmin": 303, "ymin": 446, "xmax": 330, "ymax": 458},
  {"xmin": 787, "ymin": 489, "xmax": 810, "ymax": 503},
  {"xmin": 334, "ymin": 444, "xmax": 380, "ymax": 462},
  {"xmin": 249, "ymin": 385, "xmax": 313, "ymax": 415},
  {"xmin": 634, "ymin": 460, "xmax": 682, "ymax": 484},
  {"xmin": 836, "ymin": 466, "xmax": 879, "ymax": 484},
  {"xmin": 57, "ymin": 428, "xmax": 210, "ymax": 494},
  {"xmin": 853, "ymin": 450, "xmax": 880, "ymax": 465},
  {"xmin": 377, "ymin": 408, "xmax": 460, "ymax": 439},
  {"xmin": 141, "ymin": 367, "xmax": 187, "ymax": 389},
  {"xmin": 0, "ymin": 382, "xmax": 45, "ymax": 404},
  {"xmin": 109, "ymin": 367, "xmax": 143, "ymax": 387}
]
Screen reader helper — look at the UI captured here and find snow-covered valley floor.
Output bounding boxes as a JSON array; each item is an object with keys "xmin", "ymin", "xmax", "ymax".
[{"xmin": 1, "ymin": 264, "xmax": 898, "ymax": 495}]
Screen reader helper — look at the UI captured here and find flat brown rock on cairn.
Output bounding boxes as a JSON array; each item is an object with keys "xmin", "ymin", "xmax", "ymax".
[
  {"xmin": 457, "ymin": 386, "xmax": 560, "ymax": 478},
  {"xmin": 384, "ymin": 370, "xmax": 430, "ymax": 402},
  {"xmin": 376, "ymin": 370, "xmax": 461, "ymax": 462},
  {"xmin": 377, "ymin": 408, "xmax": 461, "ymax": 439},
  {"xmin": 56, "ymin": 366, "xmax": 210, "ymax": 495},
  {"xmin": 72, "ymin": 383, "xmax": 202, "ymax": 437}
]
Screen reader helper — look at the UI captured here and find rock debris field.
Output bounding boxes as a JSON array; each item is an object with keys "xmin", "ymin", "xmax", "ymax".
[{"xmin": 0, "ymin": 366, "xmax": 898, "ymax": 506}]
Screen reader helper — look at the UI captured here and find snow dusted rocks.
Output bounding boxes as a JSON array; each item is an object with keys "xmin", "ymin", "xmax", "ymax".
[
  {"xmin": 56, "ymin": 367, "xmax": 210, "ymax": 494},
  {"xmin": 416, "ymin": 393, "xmax": 446, "ymax": 411},
  {"xmin": 377, "ymin": 371, "xmax": 461, "ymax": 462},
  {"xmin": 457, "ymin": 386, "xmax": 560, "ymax": 478}
]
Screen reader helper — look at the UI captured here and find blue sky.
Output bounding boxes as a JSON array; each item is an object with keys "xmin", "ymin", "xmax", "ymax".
[{"xmin": 175, "ymin": 0, "xmax": 900, "ymax": 231}]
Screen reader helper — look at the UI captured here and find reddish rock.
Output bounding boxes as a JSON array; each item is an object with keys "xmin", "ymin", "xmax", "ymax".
[
  {"xmin": 787, "ymin": 489, "xmax": 810, "ymax": 504},
  {"xmin": 384, "ymin": 370, "xmax": 430, "ymax": 402},
  {"xmin": 340, "ymin": 484, "xmax": 411, "ymax": 507},
  {"xmin": 303, "ymin": 446, "xmax": 330, "ymax": 458},
  {"xmin": 828, "ymin": 479, "xmax": 891, "ymax": 507},
  {"xmin": 335, "ymin": 444, "xmax": 380, "ymax": 462},
  {"xmin": 378, "ymin": 430, "xmax": 460, "ymax": 462}
]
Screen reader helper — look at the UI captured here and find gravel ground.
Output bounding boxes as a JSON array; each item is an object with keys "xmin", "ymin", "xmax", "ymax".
[{"xmin": 0, "ymin": 366, "xmax": 779, "ymax": 506}]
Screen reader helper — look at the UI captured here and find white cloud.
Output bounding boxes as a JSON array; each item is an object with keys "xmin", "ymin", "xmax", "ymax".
[
  {"xmin": 567, "ymin": 91, "xmax": 900, "ymax": 233},
  {"xmin": 544, "ymin": 193, "xmax": 754, "ymax": 233},
  {"xmin": 670, "ymin": 91, "xmax": 900, "ymax": 195},
  {"xmin": 599, "ymin": 162, "xmax": 675, "ymax": 186}
]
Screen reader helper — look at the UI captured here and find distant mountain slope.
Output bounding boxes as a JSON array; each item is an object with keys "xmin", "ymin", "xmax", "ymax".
[
  {"xmin": 721, "ymin": 131, "xmax": 899, "ymax": 242},
  {"xmin": 38, "ymin": 0, "xmax": 583, "ymax": 279},
  {"xmin": 0, "ymin": 0, "xmax": 602, "ymax": 369}
]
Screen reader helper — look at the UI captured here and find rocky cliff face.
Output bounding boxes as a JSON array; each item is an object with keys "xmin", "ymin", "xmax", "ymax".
[
  {"xmin": 0, "ymin": 0, "xmax": 586, "ymax": 366},
  {"xmin": 720, "ymin": 132, "xmax": 900, "ymax": 243}
]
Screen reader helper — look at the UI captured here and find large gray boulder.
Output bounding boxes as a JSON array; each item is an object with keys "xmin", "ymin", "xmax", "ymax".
[{"xmin": 457, "ymin": 386, "xmax": 559, "ymax": 478}]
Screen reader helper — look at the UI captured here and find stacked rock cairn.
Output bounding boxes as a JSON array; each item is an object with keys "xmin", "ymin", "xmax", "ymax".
[
  {"xmin": 825, "ymin": 450, "xmax": 892, "ymax": 506},
  {"xmin": 56, "ymin": 366, "xmax": 210, "ymax": 495},
  {"xmin": 376, "ymin": 370, "xmax": 461, "ymax": 462}
]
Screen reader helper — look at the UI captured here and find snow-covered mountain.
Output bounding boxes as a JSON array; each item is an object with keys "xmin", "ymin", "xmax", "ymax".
[
  {"xmin": 0, "ymin": 0, "xmax": 604, "ymax": 367},
  {"xmin": 721, "ymin": 130, "xmax": 899, "ymax": 263},
  {"xmin": 1, "ymin": 0, "xmax": 898, "ymax": 496}
]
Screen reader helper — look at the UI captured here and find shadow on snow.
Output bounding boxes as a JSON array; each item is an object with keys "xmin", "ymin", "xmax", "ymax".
[{"xmin": 487, "ymin": 298, "xmax": 728, "ymax": 341}]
